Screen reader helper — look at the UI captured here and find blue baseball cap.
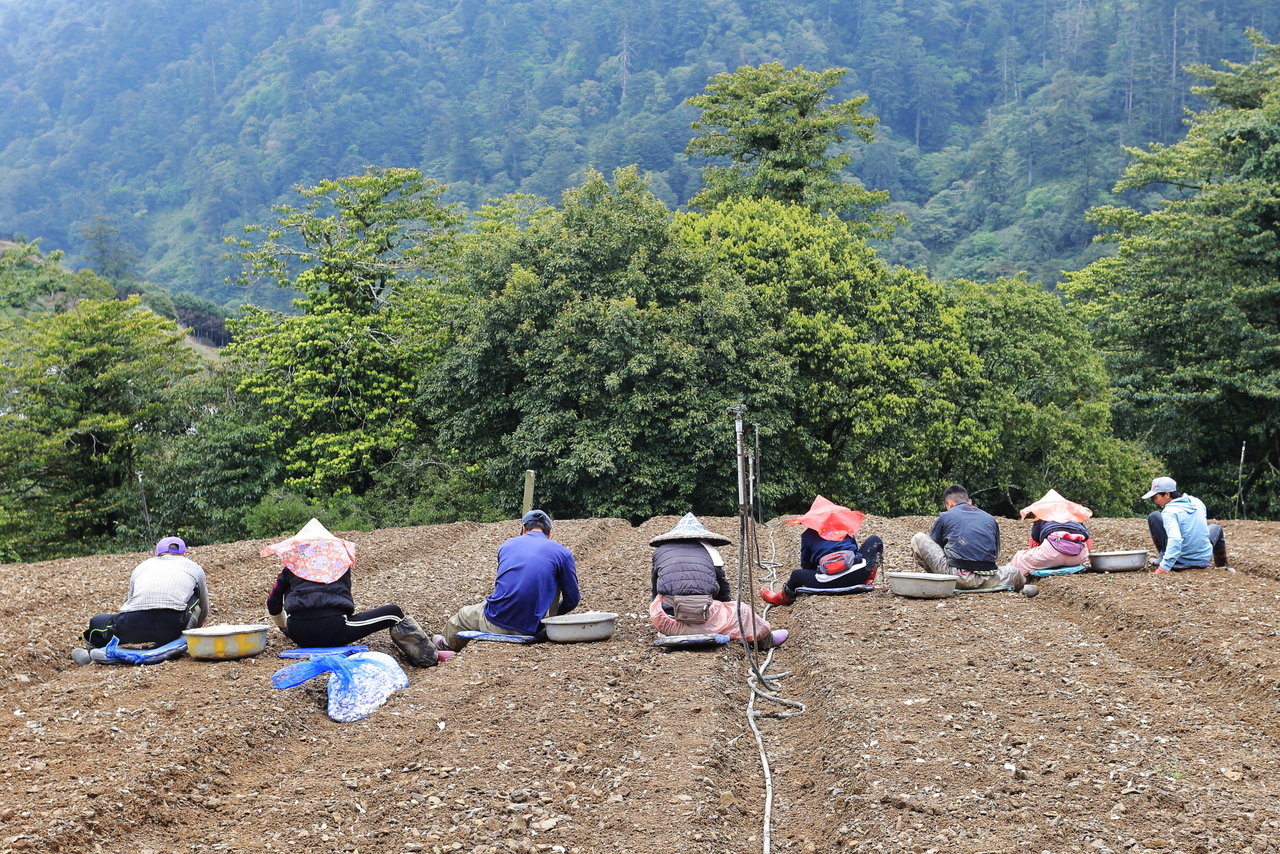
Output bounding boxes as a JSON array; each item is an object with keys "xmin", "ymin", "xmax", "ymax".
[{"xmin": 521, "ymin": 510, "xmax": 552, "ymax": 532}]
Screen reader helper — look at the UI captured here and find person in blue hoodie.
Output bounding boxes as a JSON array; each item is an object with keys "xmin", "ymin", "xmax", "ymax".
[
  {"xmin": 1143, "ymin": 476, "xmax": 1228, "ymax": 572},
  {"xmin": 435, "ymin": 510, "xmax": 580, "ymax": 651}
]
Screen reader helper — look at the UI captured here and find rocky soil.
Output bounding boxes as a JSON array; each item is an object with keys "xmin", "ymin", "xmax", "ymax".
[{"xmin": 1, "ymin": 513, "xmax": 1278, "ymax": 854}]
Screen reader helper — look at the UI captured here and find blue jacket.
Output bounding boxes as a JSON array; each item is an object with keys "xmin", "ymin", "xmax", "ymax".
[
  {"xmin": 1158, "ymin": 494, "xmax": 1213, "ymax": 571},
  {"xmin": 929, "ymin": 501, "xmax": 1000, "ymax": 572},
  {"xmin": 484, "ymin": 531, "xmax": 580, "ymax": 635}
]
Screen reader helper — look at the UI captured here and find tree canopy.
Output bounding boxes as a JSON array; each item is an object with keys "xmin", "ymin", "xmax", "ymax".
[
  {"xmin": 1063, "ymin": 30, "xmax": 1280, "ymax": 517},
  {"xmin": 0, "ymin": 297, "xmax": 200, "ymax": 557},
  {"xmin": 684, "ymin": 63, "xmax": 890, "ymax": 230}
]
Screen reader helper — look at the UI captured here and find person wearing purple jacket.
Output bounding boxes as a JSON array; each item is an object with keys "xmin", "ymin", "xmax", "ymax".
[{"xmin": 435, "ymin": 510, "xmax": 580, "ymax": 651}]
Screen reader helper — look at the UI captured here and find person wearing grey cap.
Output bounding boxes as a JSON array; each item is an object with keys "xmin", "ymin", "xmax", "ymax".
[
  {"xmin": 1143, "ymin": 477, "xmax": 1228, "ymax": 573},
  {"xmin": 435, "ymin": 510, "xmax": 580, "ymax": 651}
]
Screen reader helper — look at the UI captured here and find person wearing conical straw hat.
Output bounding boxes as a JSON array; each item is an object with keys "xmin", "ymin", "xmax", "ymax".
[
  {"xmin": 760, "ymin": 496, "xmax": 883, "ymax": 606},
  {"xmin": 648, "ymin": 513, "xmax": 787, "ymax": 650},
  {"xmin": 1001, "ymin": 489, "xmax": 1095, "ymax": 577},
  {"xmin": 263, "ymin": 519, "xmax": 446, "ymax": 667}
]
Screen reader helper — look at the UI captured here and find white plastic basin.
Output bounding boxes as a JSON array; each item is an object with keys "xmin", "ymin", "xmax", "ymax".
[
  {"xmin": 541, "ymin": 611, "xmax": 618, "ymax": 643},
  {"xmin": 887, "ymin": 571, "xmax": 957, "ymax": 599}
]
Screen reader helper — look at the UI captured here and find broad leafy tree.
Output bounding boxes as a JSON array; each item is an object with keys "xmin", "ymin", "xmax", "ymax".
[
  {"xmin": 947, "ymin": 276, "xmax": 1154, "ymax": 517},
  {"xmin": 1, "ymin": 240, "xmax": 114, "ymax": 325},
  {"xmin": 1064, "ymin": 30, "xmax": 1280, "ymax": 518},
  {"xmin": 677, "ymin": 197, "xmax": 982, "ymax": 514},
  {"xmin": 432, "ymin": 167, "xmax": 791, "ymax": 520},
  {"xmin": 685, "ymin": 63, "xmax": 892, "ymax": 232},
  {"xmin": 0, "ymin": 297, "xmax": 200, "ymax": 557},
  {"xmin": 228, "ymin": 167, "xmax": 462, "ymax": 496}
]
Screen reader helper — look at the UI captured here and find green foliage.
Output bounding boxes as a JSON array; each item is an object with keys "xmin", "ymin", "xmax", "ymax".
[
  {"xmin": 227, "ymin": 168, "xmax": 462, "ymax": 497},
  {"xmin": 77, "ymin": 216, "xmax": 139, "ymax": 284},
  {"xmin": 136, "ymin": 366, "xmax": 280, "ymax": 546},
  {"xmin": 432, "ymin": 167, "xmax": 791, "ymax": 520},
  {"xmin": 0, "ymin": 239, "xmax": 114, "ymax": 323},
  {"xmin": 1064, "ymin": 30, "xmax": 1280, "ymax": 518},
  {"xmin": 0, "ymin": 297, "xmax": 200, "ymax": 557},
  {"xmin": 945, "ymin": 276, "xmax": 1155, "ymax": 517},
  {"xmin": 231, "ymin": 167, "xmax": 461, "ymax": 314},
  {"xmin": 676, "ymin": 197, "xmax": 985, "ymax": 515},
  {"xmin": 685, "ymin": 63, "xmax": 890, "ymax": 230}
]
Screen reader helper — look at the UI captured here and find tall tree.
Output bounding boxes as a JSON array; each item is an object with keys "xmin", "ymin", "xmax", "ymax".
[
  {"xmin": 227, "ymin": 167, "xmax": 463, "ymax": 496},
  {"xmin": 1063, "ymin": 30, "xmax": 1280, "ymax": 518},
  {"xmin": 0, "ymin": 297, "xmax": 200, "ymax": 557},
  {"xmin": 677, "ymin": 197, "xmax": 983, "ymax": 515},
  {"xmin": 684, "ymin": 63, "xmax": 892, "ymax": 233},
  {"xmin": 431, "ymin": 167, "xmax": 791, "ymax": 520},
  {"xmin": 77, "ymin": 216, "xmax": 139, "ymax": 284}
]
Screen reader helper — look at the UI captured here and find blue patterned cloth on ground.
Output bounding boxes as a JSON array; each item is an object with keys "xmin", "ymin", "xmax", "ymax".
[
  {"xmin": 1029, "ymin": 565, "xmax": 1087, "ymax": 578},
  {"xmin": 653, "ymin": 633, "xmax": 730, "ymax": 647},
  {"xmin": 456, "ymin": 630, "xmax": 538, "ymax": 644}
]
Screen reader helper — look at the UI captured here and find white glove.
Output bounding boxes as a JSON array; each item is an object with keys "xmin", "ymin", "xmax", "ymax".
[{"xmin": 270, "ymin": 611, "xmax": 288, "ymax": 630}]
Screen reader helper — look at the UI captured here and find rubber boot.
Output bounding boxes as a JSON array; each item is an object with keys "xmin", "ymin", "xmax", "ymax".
[
  {"xmin": 759, "ymin": 586, "xmax": 794, "ymax": 607},
  {"xmin": 390, "ymin": 616, "xmax": 439, "ymax": 667}
]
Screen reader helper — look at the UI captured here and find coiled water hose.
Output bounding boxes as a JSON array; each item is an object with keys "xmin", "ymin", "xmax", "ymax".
[{"xmin": 735, "ymin": 514, "xmax": 807, "ymax": 854}]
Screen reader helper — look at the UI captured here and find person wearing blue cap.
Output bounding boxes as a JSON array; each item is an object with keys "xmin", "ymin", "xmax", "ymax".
[
  {"xmin": 1143, "ymin": 476, "xmax": 1228, "ymax": 572},
  {"xmin": 434, "ymin": 510, "xmax": 580, "ymax": 651},
  {"xmin": 72, "ymin": 536, "xmax": 210, "ymax": 664}
]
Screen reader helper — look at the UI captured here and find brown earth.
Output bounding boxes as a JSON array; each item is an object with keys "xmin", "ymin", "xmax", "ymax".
[{"xmin": 2, "ymin": 514, "xmax": 1279, "ymax": 854}]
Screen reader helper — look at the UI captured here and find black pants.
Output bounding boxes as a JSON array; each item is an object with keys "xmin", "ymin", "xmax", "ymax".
[
  {"xmin": 286, "ymin": 605, "xmax": 405, "ymax": 648},
  {"xmin": 84, "ymin": 589, "xmax": 202, "ymax": 648},
  {"xmin": 784, "ymin": 536, "xmax": 883, "ymax": 594},
  {"xmin": 1147, "ymin": 512, "xmax": 1227, "ymax": 567}
]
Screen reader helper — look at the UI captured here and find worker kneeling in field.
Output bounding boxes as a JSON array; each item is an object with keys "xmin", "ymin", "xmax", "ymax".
[
  {"xmin": 1002, "ymin": 489, "xmax": 1094, "ymax": 576},
  {"xmin": 263, "ymin": 519, "xmax": 443, "ymax": 667},
  {"xmin": 74, "ymin": 536, "xmax": 210, "ymax": 665},
  {"xmin": 1143, "ymin": 476, "xmax": 1228, "ymax": 573},
  {"xmin": 760, "ymin": 495, "xmax": 883, "ymax": 606},
  {"xmin": 649, "ymin": 514, "xmax": 787, "ymax": 649},
  {"xmin": 434, "ymin": 510, "xmax": 580, "ymax": 652},
  {"xmin": 910, "ymin": 484, "xmax": 1038, "ymax": 597}
]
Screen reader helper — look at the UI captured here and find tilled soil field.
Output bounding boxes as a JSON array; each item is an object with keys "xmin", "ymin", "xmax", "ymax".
[{"xmin": 1, "ymin": 514, "xmax": 1279, "ymax": 854}]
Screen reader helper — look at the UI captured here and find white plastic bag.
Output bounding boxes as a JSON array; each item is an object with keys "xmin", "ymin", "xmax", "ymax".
[{"xmin": 272, "ymin": 650, "xmax": 408, "ymax": 722}]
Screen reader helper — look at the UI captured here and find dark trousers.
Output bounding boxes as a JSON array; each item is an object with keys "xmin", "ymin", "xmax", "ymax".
[
  {"xmin": 84, "ymin": 590, "xmax": 202, "ymax": 648},
  {"xmin": 785, "ymin": 535, "xmax": 883, "ymax": 594},
  {"xmin": 286, "ymin": 604, "xmax": 405, "ymax": 648},
  {"xmin": 1147, "ymin": 512, "xmax": 1227, "ymax": 567}
]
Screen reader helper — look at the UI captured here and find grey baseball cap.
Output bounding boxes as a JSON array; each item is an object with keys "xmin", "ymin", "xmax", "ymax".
[{"xmin": 1142, "ymin": 476, "xmax": 1178, "ymax": 499}]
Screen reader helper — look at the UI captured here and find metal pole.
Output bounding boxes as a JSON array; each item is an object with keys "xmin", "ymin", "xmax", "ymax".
[
  {"xmin": 732, "ymin": 404, "xmax": 747, "ymax": 513},
  {"xmin": 1238, "ymin": 442, "xmax": 1247, "ymax": 520},
  {"xmin": 136, "ymin": 471, "xmax": 154, "ymax": 545},
  {"xmin": 522, "ymin": 470, "xmax": 536, "ymax": 515}
]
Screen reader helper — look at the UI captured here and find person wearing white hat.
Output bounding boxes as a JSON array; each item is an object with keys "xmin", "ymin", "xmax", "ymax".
[
  {"xmin": 73, "ymin": 536, "xmax": 210, "ymax": 665},
  {"xmin": 1143, "ymin": 477, "xmax": 1228, "ymax": 573},
  {"xmin": 648, "ymin": 513, "xmax": 787, "ymax": 650}
]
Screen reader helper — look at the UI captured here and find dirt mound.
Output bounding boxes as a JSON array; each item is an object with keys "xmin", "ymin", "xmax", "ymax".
[{"xmin": 2, "ymin": 514, "xmax": 1279, "ymax": 854}]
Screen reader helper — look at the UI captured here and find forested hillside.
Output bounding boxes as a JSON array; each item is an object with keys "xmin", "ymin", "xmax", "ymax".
[{"xmin": 1, "ymin": 0, "xmax": 1277, "ymax": 304}]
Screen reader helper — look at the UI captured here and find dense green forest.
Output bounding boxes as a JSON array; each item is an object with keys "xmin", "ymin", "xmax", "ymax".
[{"xmin": 1, "ymin": 0, "xmax": 1277, "ymax": 304}]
